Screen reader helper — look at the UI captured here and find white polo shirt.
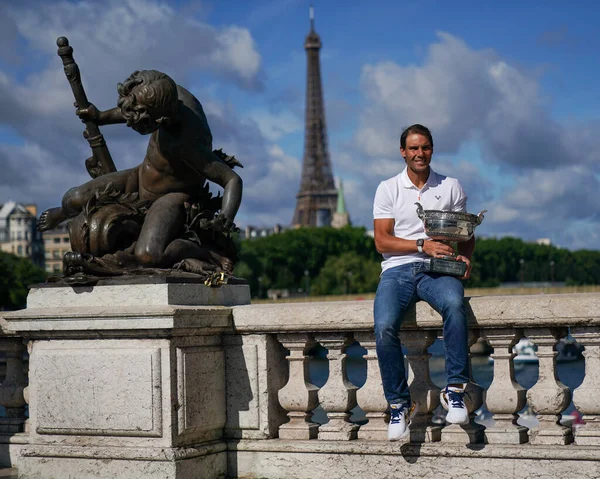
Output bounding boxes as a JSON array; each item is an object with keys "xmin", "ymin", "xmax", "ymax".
[{"xmin": 373, "ymin": 166, "xmax": 467, "ymax": 272}]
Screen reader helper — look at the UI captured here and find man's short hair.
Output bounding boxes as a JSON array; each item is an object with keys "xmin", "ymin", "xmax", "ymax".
[
  {"xmin": 117, "ymin": 70, "xmax": 178, "ymax": 126},
  {"xmin": 400, "ymin": 124, "xmax": 434, "ymax": 149}
]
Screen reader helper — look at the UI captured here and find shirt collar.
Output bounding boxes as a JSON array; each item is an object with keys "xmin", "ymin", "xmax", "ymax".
[{"xmin": 400, "ymin": 166, "xmax": 439, "ymax": 189}]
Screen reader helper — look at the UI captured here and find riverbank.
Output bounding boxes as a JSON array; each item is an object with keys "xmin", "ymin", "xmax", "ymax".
[{"xmin": 253, "ymin": 284, "xmax": 600, "ymax": 303}]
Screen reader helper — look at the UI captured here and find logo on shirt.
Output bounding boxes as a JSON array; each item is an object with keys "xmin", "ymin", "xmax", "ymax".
[{"xmin": 435, "ymin": 195, "xmax": 441, "ymax": 200}]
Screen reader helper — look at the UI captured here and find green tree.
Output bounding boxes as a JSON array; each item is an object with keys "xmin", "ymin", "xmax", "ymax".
[
  {"xmin": 311, "ymin": 252, "xmax": 381, "ymax": 296},
  {"xmin": 0, "ymin": 252, "xmax": 46, "ymax": 310},
  {"xmin": 237, "ymin": 226, "xmax": 379, "ymax": 297}
]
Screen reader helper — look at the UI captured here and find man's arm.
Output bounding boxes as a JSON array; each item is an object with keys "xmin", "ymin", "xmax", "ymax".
[
  {"xmin": 457, "ymin": 236, "xmax": 475, "ymax": 260},
  {"xmin": 374, "ymin": 218, "xmax": 454, "ymax": 257},
  {"xmin": 456, "ymin": 235, "xmax": 475, "ymax": 280}
]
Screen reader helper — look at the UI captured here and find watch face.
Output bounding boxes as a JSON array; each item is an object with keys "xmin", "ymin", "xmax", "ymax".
[{"xmin": 417, "ymin": 239, "xmax": 424, "ymax": 246}]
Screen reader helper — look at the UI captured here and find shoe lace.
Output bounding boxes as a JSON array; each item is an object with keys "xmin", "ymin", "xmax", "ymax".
[
  {"xmin": 447, "ymin": 389, "xmax": 467, "ymax": 409},
  {"xmin": 390, "ymin": 404, "xmax": 407, "ymax": 424}
]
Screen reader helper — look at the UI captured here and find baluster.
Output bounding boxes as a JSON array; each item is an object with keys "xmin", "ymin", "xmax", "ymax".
[
  {"xmin": 525, "ymin": 327, "xmax": 573, "ymax": 445},
  {"xmin": 355, "ymin": 332, "xmax": 388, "ymax": 440},
  {"xmin": 314, "ymin": 333, "xmax": 359, "ymax": 440},
  {"xmin": 483, "ymin": 328, "xmax": 528, "ymax": 443},
  {"xmin": 0, "ymin": 338, "xmax": 27, "ymax": 434},
  {"xmin": 277, "ymin": 333, "xmax": 319, "ymax": 440},
  {"xmin": 403, "ymin": 329, "xmax": 441, "ymax": 442},
  {"xmin": 440, "ymin": 330, "xmax": 485, "ymax": 444},
  {"xmin": 571, "ymin": 326, "xmax": 600, "ymax": 445}
]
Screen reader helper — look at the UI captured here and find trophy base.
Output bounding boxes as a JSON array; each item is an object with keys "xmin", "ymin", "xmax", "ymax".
[{"xmin": 429, "ymin": 258, "xmax": 467, "ymax": 277}]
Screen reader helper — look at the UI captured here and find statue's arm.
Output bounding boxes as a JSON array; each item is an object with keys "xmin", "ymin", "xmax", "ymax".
[
  {"xmin": 97, "ymin": 107, "xmax": 127, "ymax": 126},
  {"xmin": 76, "ymin": 105, "xmax": 126, "ymax": 126},
  {"xmin": 189, "ymin": 148, "xmax": 243, "ymax": 223}
]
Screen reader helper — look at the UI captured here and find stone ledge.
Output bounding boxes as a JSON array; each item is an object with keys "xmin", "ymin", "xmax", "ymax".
[
  {"xmin": 231, "ymin": 293, "xmax": 600, "ymax": 332},
  {"xmin": 230, "ymin": 438, "xmax": 600, "ymax": 460},
  {"xmin": 229, "ymin": 439, "xmax": 600, "ymax": 461},
  {"xmin": 19, "ymin": 441, "xmax": 226, "ymax": 461},
  {"xmin": 27, "ymin": 283, "xmax": 250, "ymax": 308},
  {"xmin": 0, "ymin": 306, "xmax": 234, "ymax": 337}
]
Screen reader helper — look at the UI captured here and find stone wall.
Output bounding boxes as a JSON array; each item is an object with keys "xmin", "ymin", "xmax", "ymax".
[{"xmin": 0, "ymin": 288, "xmax": 599, "ymax": 478}]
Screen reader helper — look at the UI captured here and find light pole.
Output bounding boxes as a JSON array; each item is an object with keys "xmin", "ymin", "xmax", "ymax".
[
  {"xmin": 519, "ymin": 258, "xmax": 525, "ymax": 287},
  {"xmin": 304, "ymin": 269, "xmax": 310, "ymax": 296},
  {"xmin": 258, "ymin": 276, "xmax": 263, "ymax": 299},
  {"xmin": 550, "ymin": 260, "xmax": 555, "ymax": 286}
]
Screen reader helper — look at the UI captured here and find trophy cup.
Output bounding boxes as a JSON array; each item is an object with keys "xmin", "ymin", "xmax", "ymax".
[{"xmin": 415, "ymin": 202, "xmax": 486, "ymax": 276}]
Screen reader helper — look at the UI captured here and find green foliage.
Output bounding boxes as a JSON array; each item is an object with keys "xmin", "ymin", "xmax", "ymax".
[
  {"xmin": 235, "ymin": 228, "xmax": 600, "ymax": 297},
  {"xmin": 464, "ymin": 237, "xmax": 599, "ymax": 288},
  {"xmin": 311, "ymin": 252, "xmax": 381, "ymax": 295},
  {"xmin": 235, "ymin": 226, "xmax": 378, "ymax": 297},
  {"xmin": 0, "ymin": 252, "xmax": 47, "ymax": 311}
]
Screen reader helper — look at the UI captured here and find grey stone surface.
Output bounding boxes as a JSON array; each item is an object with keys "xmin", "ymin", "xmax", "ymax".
[
  {"xmin": 1, "ymin": 305, "xmax": 233, "ymax": 337},
  {"xmin": 1, "ymin": 284, "xmax": 235, "ymax": 478},
  {"xmin": 27, "ymin": 283, "xmax": 250, "ymax": 308},
  {"xmin": 17, "ymin": 448, "xmax": 227, "ymax": 479},
  {"xmin": 231, "ymin": 449, "xmax": 600, "ymax": 479},
  {"xmin": 223, "ymin": 334, "xmax": 287, "ymax": 439},
  {"xmin": 231, "ymin": 293, "xmax": 600, "ymax": 332},
  {"xmin": 229, "ymin": 440, "xmax": 600, "ymax": 478},
  {"xmin": 2, "ymin": 292, "xmax": 600, "ymax": 478}
]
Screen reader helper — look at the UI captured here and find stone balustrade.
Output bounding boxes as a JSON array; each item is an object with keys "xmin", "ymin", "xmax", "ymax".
[
  {"xmin": 0, "ymin": 289, "xmax": 599, "ymax": 478},
  {"xmin": 0, "ymin": 335, "xmax": 29, "ymax": 469},
  {"xmin": 229, "ymin": 293, "xmax": 600, "ymax": 478}
]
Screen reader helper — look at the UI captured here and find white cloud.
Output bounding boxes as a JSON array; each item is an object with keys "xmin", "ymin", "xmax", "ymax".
[
  {"xmin": 250, "ymin": 109, "xmax": 302, "ymax": 141},
  {"xmin": 339, "ymin": 31, "xmax": 600, "ymax": 249},
  {"xmin": 0, "ymin": 0, "xmax": 270, "ymax": 221},
  {"xmin": 355, "ymin": 32, "xmax": 566, "ymax": 170},
  {"xmin": 211, "ymin": 27, "xmax": 262, "ymax": 84}
]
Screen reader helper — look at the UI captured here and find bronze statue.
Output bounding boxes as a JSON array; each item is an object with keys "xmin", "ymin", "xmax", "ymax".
[{"xmin": 39, "ymin": 38, "xmax": 243, "ymax": 285}]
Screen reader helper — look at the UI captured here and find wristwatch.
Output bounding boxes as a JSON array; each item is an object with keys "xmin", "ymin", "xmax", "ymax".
[{"xmin": 416, "ymin": 238, "xmax": 424, "ymax": 253}]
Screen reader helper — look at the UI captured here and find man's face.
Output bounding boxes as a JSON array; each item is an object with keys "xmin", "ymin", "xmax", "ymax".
[{"xmin": 400, "ymin": 133, "xmax": 433, "ymax": 174}]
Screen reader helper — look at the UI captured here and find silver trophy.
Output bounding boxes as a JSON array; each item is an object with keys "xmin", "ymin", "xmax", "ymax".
[{"xmin": 415, "ymin": 202, "xmax": 486, "ymax": 276}]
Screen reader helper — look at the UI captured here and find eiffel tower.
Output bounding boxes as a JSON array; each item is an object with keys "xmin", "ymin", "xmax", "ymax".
[{"xmin": 292, "ymin": 6, "xmax": 338, "ymax": 227}]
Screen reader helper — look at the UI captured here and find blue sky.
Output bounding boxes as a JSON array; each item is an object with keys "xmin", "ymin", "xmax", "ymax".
[{"xmin": 1, "ymin": 0, "xmax": 600, "ymax": 249}]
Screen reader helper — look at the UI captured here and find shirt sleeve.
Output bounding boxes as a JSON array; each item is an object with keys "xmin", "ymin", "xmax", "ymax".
[
  {"xmin": 373, "ymin": 181, "xmax": 395, "ymax": 219},
  {"xmin": 452, "ymin": 181, "xmax": 468, "ymax": 212}
]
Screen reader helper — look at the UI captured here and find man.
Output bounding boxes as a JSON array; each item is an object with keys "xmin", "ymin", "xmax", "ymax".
[
  {"xmin": 372, "ymin": 124, "xmax": 474, "ymax": 441},
  {"xmin": 39, "ymin": 70, "xmax": 242, "ymax": 271}
]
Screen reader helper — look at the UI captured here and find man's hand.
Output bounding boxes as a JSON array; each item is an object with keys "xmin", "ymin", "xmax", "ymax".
[
  {"xmin": 455, "ymin": 255, "xmax": 472, "ymax": 280},
  {"xmin": 75, "ymin": 103, "xmax": 100, "ymax": 123},
  {"xmin": 422, "ymin": 239, "xmax": 455, "ymax": 258}
]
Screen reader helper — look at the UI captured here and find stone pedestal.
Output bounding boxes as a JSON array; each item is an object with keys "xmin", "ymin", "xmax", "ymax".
[{"xmin": 1, "ymin": 281, "xmax": 249, "ymax": 479}]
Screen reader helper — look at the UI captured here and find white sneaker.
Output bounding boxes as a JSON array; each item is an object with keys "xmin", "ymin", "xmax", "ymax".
[
  {"xmin": 388, "ymin": 401, "xmax": 417, "ymax": 441},
  {"xmin": 441, "ymin": 385, "xmax": 469, "ymax": 425}
]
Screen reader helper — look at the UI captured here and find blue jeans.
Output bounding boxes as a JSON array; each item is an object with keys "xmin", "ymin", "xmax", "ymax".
[{"xmin": 374, "ymin": 262, "xmax": 470, "ymax": 405}]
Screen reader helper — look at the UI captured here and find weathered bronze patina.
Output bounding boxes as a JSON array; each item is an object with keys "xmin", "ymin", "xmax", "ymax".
[{"xmin": 39, "ymin": 37, "xmax": 243, "ymax": 286}]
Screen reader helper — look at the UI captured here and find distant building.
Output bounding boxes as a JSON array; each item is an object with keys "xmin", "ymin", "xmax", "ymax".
[
  {"xmin": 242, "ymin": 224, "xmax": 286, "ymax": 240},
  {"xmin": 0, "ymin": 201, "xmax": 45, "ymax": 268},
  {"xmin": 331, "ymin": 180, "xmax": 351, "ymax": 229},
  {"xmin": 43, "ymin": 223, "xmax": 70, "ymax": 274}
]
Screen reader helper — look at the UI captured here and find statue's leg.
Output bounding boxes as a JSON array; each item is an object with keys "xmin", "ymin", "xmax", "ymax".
[
  {"xmin": 134, "ymin": 192, "xmax": 232, "ymax": 270},
  {"xmin": 165, "ymin": 239, "xmax": 233, "ymax": 272},
  {"xmin": 62, "ymin": 168, "xmax": 137, "ymax": 216},
  {"xmin": 39, "ymin": 168, "xmax": 137, "ymax": 231},
  {"xmin": 134, "ymin": 192, "xmax": 191, "ymax": 267}
]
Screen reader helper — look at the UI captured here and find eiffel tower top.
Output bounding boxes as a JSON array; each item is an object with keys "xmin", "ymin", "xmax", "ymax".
[
  {"xmin": 305, "ymin": 5, "xmax": 321, "ymax": 49},
  {"xmin": 292, "ymin": 5, "xmax": 338, "ymax": 227}
]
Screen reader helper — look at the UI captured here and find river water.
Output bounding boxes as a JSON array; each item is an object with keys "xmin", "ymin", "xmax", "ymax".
[{"xmin": 308, "ymin": 340, "xmax": 585, "ymax": 426}]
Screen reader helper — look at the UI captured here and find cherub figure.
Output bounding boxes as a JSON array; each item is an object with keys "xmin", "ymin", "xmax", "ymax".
[{"xmin": 39, "ymin": 70, "xmax": 242, "ymax": 273}]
